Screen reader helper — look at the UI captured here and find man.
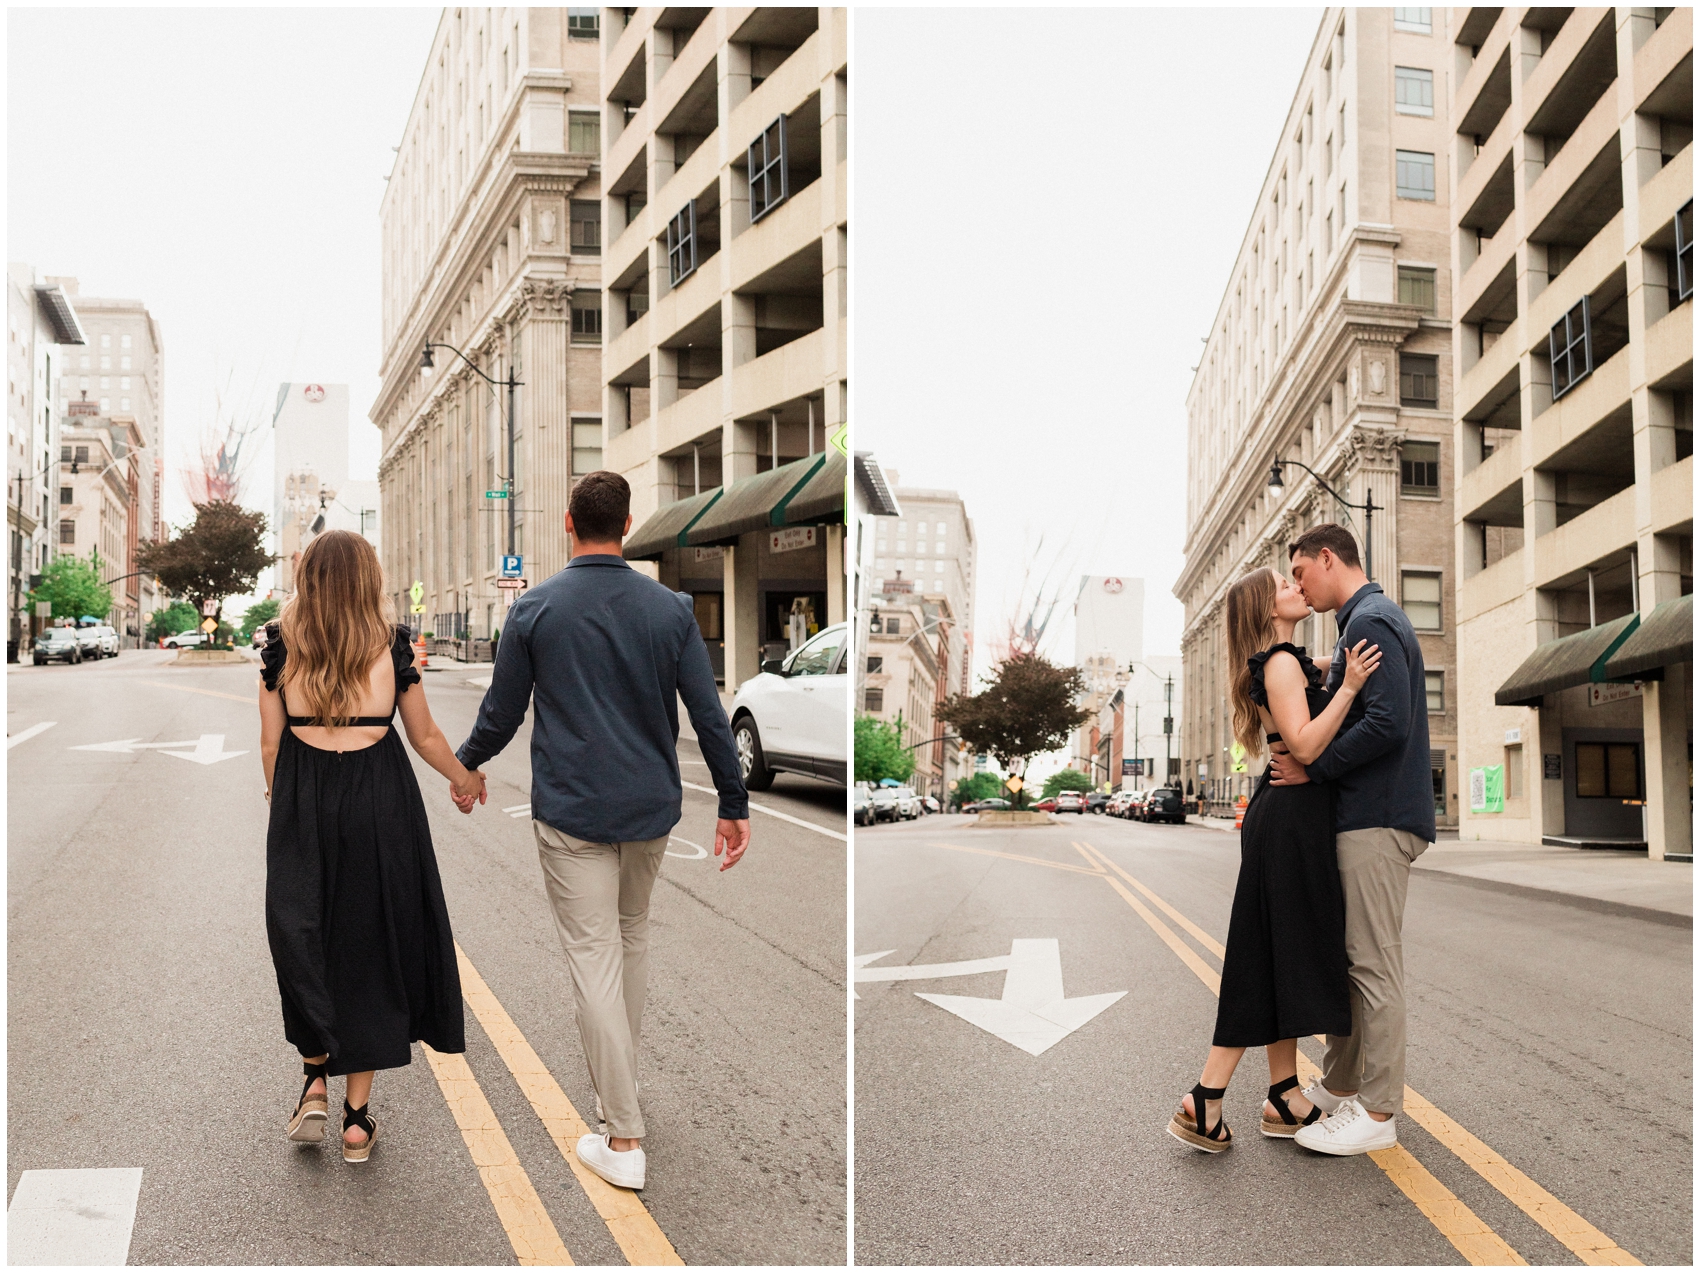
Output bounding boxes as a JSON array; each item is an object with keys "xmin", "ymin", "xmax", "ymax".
[
  {"xmin": 1269, "ymin": 523, "xmax": 1434, "ymax": 1156},
  {"xmin": 454, "ymin": 471, "xmax": 751, "ymax": 1190}
]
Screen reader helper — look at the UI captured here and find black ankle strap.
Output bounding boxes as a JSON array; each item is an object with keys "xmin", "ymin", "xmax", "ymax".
[
  {"xmin": 303, "ymin": 1059, "xmax": 328, "ymax": 1080},
  {"xmin": 344, "ymin": 1100, "xmax": 374, "ymax": 1135},
  {"xmin": 1266, "ymin": 1076, "xmax": 1320, "ymax": 1126},
  {"xmin": 1190, "ymin": 1082, "xmax": 1227, "ymax": 1137}
]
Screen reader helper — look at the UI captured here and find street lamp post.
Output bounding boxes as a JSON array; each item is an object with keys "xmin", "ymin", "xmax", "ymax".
[
  {"xmin": 1266, "ymin": 458, "xmax": 1379, "ymax": 580},
  {"xmin": 421, "ymin": 340, "xmax": 521, "ymax": 557}
]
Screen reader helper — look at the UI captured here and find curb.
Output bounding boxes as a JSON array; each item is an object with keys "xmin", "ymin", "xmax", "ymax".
[{"xmin": 1410, "ymin": 864, "xmax": 1692, "ymax": 928}]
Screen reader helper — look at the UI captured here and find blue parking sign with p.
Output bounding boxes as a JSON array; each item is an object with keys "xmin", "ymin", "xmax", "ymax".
[{"xmin": 501, "ymin": 555, "xmax": 522, "ymax": 578}]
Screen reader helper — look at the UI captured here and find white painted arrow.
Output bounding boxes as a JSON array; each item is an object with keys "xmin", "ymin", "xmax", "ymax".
[
  {"xmin": 859, "ymin": 939, "xmax": 1125, "ymax": 1056},
  {"xmin": 72, "ymin": 734, "xmax": 247, "ymax": 765}
]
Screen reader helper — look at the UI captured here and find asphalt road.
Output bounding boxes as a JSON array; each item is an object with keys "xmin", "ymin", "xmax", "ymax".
[
  {"xmin": 854, "ymin": 810, "xmax": 1691, "ymax": 1266},
  {"xmin": 8, "ymin": 649, "xmax": 846, "ymax": 1265}
]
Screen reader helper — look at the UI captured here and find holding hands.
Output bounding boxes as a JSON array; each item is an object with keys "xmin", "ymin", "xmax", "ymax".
[{"xmin": 451, "ymin": 768, "xmax": 488, "ymax": 814}]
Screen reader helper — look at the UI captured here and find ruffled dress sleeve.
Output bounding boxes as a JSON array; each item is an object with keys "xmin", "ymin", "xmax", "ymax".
[
  {"xmin": 392, "ymin": 626, "xmax": 422, "ymax": 693},
  {"xmin": 1245, "ymin": 641, "xmax": 1320, "ymax": 708},
  {"xmin": 259, "ymin": 621, "xmax": 286, "ymax": 691}
]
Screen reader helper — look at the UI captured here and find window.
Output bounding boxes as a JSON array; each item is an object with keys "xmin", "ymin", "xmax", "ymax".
[
  {"xmin": 120, "ymin": 334, "xmax": 132, "ymax": 349},
  {"xmin": 1676, "ymin": 200, "xmax": 1693, "ymax": 302},
  {"xmin": 59, "ymin": 487, "xmax": 71, "ymax": 504},
  {"xmin": 79, "ymin": 355, "xmax": 90, "ymax": 370},
  {"xmin": 567, "ymin": 7, "xmax": 598, "ymax": 39},
  {"xmin": 748, "ymin": 115, "xmax": 788, "ymax": 223},
  {"xmin": 120, "ymin": 356, "xmax": 131, "ymax": 371},
  {"xmin": 570, "ymin": 200, "xmax": 601, "ymax": 256},
  {"xmin": 885, "ymin": 617, "xmax": 900, "ymax": 634},
  {"xmin": 1398, "ymin": 266, "xmax": 1436, "ymax": 313},
  {"xmin": 568, "ymin": 111, "xmax": 600, "ymax": 155},
  {"xmin": 625, "ymin": 190, "xmax": 647, "ymax": 223},
  {"xmin": 74, "ymin": 445, "xmax": 88, "ymax": 464},
  {"xmin": 571, "ymin": 293, "xmax": 602, "ymax": 342},
  {"xmin": 119, "ymin": 377, "xmax": 130, "ymax": 390},
  {"xmin": 1400, "ymin": 353, "xmax": 1439, "ymax": 406},
  {"xmin": 789, "ymin": 626, "xmax": 845, "ymax": 676},
  {"xmin": 1549, "ymin": 296, "xmax": 1592, "ymax": 400},
  {"xmin": 1504, "ymin": 745, "xmax": 1524, "ymax": 799},
  {"xmin": 1395, "ymin": 150, "xmax": 1435, "ymax": 201},
  {"xmin": 667, "ymin": 202, "xmax": 696, "ymax": 284},
  {"xmin": 864, "ymin": 688, "xmax": 884, "ymax": 712},
  {"xmin": 1575, "ymin": 742, "xmax": 1641, "ymax": 799},
  {"xmin": 866, "ymin": 656, "xmax": 884, "ymax": 674},
  {"xmin": 1394, "ymin": 66, "xmax": 1434, "ymax": 115},
  {"xmin": 99, "ymin": 398, "xmax": 109, "ymax": 412},
  {"xmin": 1403, "ymin": 572, "xmax": 1443, "ymax": 630},
  {"xmin": 100, "ymin": 356, "xmax": 111, "ymax": 371},
  {"xmin": 100, "ymin": 334, "xmax": 110, "ymax": 348},
  {"xmin": 1425, "ymin": 671, "xmax": 1444, "ymax": 712},
  {"xmin": 100, "ymin": 377, "xmax": 110, "ymax": 390},
  {"xmin": 60, "ymin": 445, "xmax": 70, "ymax": 462},
  {"xmin": 59, "ymin": 519, "xmax": 74, "ymax": 544},
  {"xmin": 120, "ymin": 398, "xmax": 130, "ymax": 412},
  {"xmin": 1400, "ymin": 440, "xmax": 1441, "ymax": 494},
  {"xmin": 571, "ymin": 421, "xmax": 602, "ymax": 475},
  {"xmin": 1393, "ymin": 7, "xmax": 1432, "ymax": 33}
]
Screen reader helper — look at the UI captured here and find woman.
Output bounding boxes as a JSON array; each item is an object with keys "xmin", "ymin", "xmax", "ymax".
[
  {"xmin": 259, "ymin": 530, "xmax": 485, "ymax": 1162},
  {"xmin": 1167, "ymin": 566, "xmax": 1380, "ymax": 1153}
]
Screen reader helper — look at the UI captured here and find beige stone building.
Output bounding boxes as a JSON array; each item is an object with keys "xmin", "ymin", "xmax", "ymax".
[
  {"xmin": 611, "ymin": 8, "xmax": 848, "ymax": 691},
  {"xmin": 372, "ymin": 7, "xmax": 604, "ymax": 643},
  {"xmin": 861, "ymin": 591, "xmax": 948, "ymax": 797},
  {"xmin": 1177, "ymin": 7, "xmax": 1461, "ymax": 823},
  {"xmin": 1447, "ymin": 7, "xmax": 1691, "ymax": 858}
]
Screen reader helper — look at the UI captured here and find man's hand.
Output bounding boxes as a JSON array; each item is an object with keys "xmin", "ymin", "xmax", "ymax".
[
  {"xmin": 451, "ymin": 769, "xmax": 488, "ymax": 814},
  {"xmin": 1268, "ymin": 751, "xmax": 1310, "ymax": 786},
  {"xmin": 714, "ymin": 818, "xmax": 751, "ymax": 871}
]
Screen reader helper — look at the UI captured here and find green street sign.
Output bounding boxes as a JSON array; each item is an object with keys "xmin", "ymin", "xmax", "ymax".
[
  {"xmin": 485, "ymin": 490, "xmax": 509, "ymax": 499},
  {"xmin": 828, "ymin": 422, "xmax": 848, "ymax": 458}
]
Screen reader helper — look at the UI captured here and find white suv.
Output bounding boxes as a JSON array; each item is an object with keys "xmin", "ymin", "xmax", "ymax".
[
  {"xmin": 163, "ymin": 629, "xmax": 207, "ymax": 650},
  {"xmin": 729, "ymin": 622, "xmax": 847, "ymax": 789}
]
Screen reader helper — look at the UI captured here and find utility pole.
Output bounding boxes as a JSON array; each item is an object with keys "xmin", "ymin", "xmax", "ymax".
[{"xmin": 1163, "ymin": 673, "xmax": 1175, "ymax": 786}]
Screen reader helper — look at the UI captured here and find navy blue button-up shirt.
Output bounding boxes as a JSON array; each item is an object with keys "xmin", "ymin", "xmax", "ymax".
[
  {"xmin": 456, "ymin": 554, "xmax": 748, "ymax": 843},
  {"xmin": 1307, "ymin": 582, "xmax": 1436, "ymax": 844}
]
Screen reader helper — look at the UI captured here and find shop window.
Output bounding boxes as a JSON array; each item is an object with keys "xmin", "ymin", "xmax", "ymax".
[
  {"xmin": 692, "ymin": 592, "xmax": 721, "ymax": 641},
  {"xmin": 1575, "ymin": 742, "xmax": 1641, "ymax": 799}
]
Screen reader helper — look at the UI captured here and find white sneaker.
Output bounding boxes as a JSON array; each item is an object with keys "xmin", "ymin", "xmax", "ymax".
[
  {"xmin": 576, "ymin": 1133, "xmax": 646, "ymax": 1189},
  {"xmin": 1300, "ymin": 1081, "xmax": 1354, "ymax": 1115},
  {"xmin": 1294, "ymin": 1097, "xmax": 1398, "ymax": 1155}
]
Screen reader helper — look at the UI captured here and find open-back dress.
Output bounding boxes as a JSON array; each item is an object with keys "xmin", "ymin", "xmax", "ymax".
[
  {"xmin": 261, "ymin": 621, "xmax": 464, "ymax": 1075},
  {"xmin": 1211, "ymin": 642, "xmax": 1352, "ymax": 1047}
]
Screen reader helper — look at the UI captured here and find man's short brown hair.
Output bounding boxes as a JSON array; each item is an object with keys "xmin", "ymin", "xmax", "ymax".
[
  {"xmin": 569, "ymin": 471, "xmax": 631, "ymax": 543},
  {"xmin": 1288, "ymin": 522, "xmax": 1362, "ymax": 570}
]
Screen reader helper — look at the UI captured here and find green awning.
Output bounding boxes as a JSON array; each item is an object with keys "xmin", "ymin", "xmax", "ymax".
[
  {"xmin": 1494, "ymin": 612, "xmax": 1640, "ymax": 706},
  {"xmin": 782, "ymin": 449, "xmax": 846, "ymax": 525},
  {"xmin": 622, "ymin": 487, "xmax": 723, "ymax": 562},
  {"xmin": 684, "ymin": 452, "xmax": 827, "ymax": 547},
  {"xmin": 1603, "ymin": 594, "xmax": 1693, "ymax": 681}
]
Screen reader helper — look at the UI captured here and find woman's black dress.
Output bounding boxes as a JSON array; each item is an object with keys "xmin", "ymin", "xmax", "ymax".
[
  {"xmin": 261, "ymin": 622, "xmax": 464, "ymax": 1076},
  {"xmin": 1212, "ymin": 642, "xmax": 1352, "ymax": 1047}
]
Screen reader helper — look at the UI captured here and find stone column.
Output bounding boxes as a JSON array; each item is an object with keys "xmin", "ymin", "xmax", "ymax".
[
  {"xmin": 519, "ymin": 280, "xmax": 572, "ymax": 581},
  {"xmin": 825, "ymin": 524, "xmax": 845, "ymax": 625},
  {"xmin": 1642, "ymin": 663, "xmax": 1691, "ymax": 861},
  {"xmin": 722, "ymin": 531, "xmax": 761, "ymax": 692},
  {"xmin": 1346, "ymin": 425, "xmax": 1402, "ymax": 586}
]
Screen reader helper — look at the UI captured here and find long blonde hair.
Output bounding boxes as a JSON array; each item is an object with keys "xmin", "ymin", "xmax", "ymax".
[
  {"xmin": 279, "ymin": 530, "xmax": 396, "ymax": 727},
  {"xmin": 1225, "ymin": 567, "xmax": 1280, "ymax": 759}
]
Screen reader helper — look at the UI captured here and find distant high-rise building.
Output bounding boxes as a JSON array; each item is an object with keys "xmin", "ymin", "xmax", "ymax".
[{"xmin": 274, "ymin": 383, "xmax": 376, "ymax": 592}]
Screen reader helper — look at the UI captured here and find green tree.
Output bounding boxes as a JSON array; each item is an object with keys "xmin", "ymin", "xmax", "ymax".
[
  {"xmin": 147, "ymin": 601, "xmax": 200, "ymax": 644},
  {"xmin": 237, "ymin": 597, "xmax": 281, "ymax": 640},
  {"xmin": 135, "ymin": 500, "xmax": 275, "ymax": 640},
  {"xmin": 937, "ymin": 652, "xmax": 1090, "ymax": 809},
  {"xmin": 855, "ymin": 714, "xmax": 915, "ymax": 785},
  {"xmin": 1041, "ymin": 768, "xmax": 1096, "ymax": 798},
  {"xmin": 29, "ymin": 550, "xmax": 112, "ymax": 622},
  {"xmin": 951, "ymin": 771, "xmax": 1004, "ymax": 808}
]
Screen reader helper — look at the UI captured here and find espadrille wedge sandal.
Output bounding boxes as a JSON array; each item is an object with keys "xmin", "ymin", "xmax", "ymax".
[
  {"xmin": 1260, "ymin": 1075, "xmax": 1323, "ymax": 1138},
  {"xmin": 287, "ymin": 1059, "xmax": 329, "ymax": 1142},
  {"xmin": 342, "ymin": 1100, "xmax": 379, "ymax": 1163},
  {"xmin": 1167, "ymin": 1082, "xmax": 1232, "ymax": 1153}
]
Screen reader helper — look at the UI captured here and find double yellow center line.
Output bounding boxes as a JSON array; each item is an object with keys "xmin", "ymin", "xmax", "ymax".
[{"xmin": 929, "ymin": 838, "xmax": 1640, "ymax": 1267}]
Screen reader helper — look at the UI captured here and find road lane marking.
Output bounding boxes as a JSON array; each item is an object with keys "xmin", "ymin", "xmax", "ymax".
[
  {"xmin": 855, "ymin": 953, "xmax": 1014, "ymax": 983},
  {"xmin": 72, "ymin": 733, "xmax": 248, "ymax": 765},
  {"xmin": 665, "ymin": 836, "xmax": 708, "ymax": 860},
  {"xmin": 141, "ymin": 679, "xmax": 254, "ymax": 703},
  {"xmin": 421, "ymin": 1041, "xmax": 575, "ymax": 1266},
  {"xmin": 1077, "ymin": 842, "xmax": 1227, "ymax": 958},
  {"xmin": 1078, "ymin": 841, "xmax": 1637, "ymax": 1266},
  {"xmin": 929, "ymin": 842, "xmax": 1106, "ymax": 876},
  {"xmin": 6, "ymin": 1167, "xmax": 143, "ymax": 1265},
  {"xmin": 454, "ymin": 943, "xmax": 684, "ymax": 1267},
  {"xmin": 6, "ymin": 721, "xmax": 56, "ymax": 749},
  {"xmin": 680, "ymin": 781, "xmax": 847, "ymax": 840}
]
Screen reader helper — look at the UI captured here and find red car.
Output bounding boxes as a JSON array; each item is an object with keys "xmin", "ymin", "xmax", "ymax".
[{"xmin": 1032, "ymin": 797, "xmax": 1059, "ymax": 812}]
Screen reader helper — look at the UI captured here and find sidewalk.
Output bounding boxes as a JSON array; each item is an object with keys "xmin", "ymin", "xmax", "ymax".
[{"xmin": 1188, "ymin": 815, "xmax": 1691, "ymax": 925}]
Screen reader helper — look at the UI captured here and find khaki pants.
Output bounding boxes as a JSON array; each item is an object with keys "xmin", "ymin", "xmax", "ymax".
[
  {"xmin": 1322, "ymin": 827, "xmax": 1428, "ymax": 1117},
  {"xmin": 533, "ymin": 821, "xmax": 670, "ymax": 1140}
]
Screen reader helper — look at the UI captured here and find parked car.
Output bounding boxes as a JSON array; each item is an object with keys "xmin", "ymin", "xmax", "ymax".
[
  {"xmin": 921, "ymin": 795, "xmax": 940, "ymax": 815},
  {"xmin": 78, "ymin": 624, "xmax": 120, "ymax": 658},
  {"xmin": 163, "ymin": 629, "xmax": 208, "ymax": 650},
  {"xmin": 32, "ymin": 626, "xmax": 84, "ymax": 665},
  {"xmin": 870, "ymin": 786, "xmax": 900, "ymax": 822},
  {"xmin": 1054, "ymin": 791, "xmax": 1087, "ymax": 814},
  {"xmin": 1085, "ymin": 792, "xmax": 1109, "ymax": 814},
  {"xmin": 964, "ymin": 798, "xmax": 1010, "ymax": 813},
  {"xmin": 889, "ymin": 786, "xmax": 923, "ymax": 820},
  {"xmin": 728, "ymin": 623, "xmax": 847, "ymax": 790},
  {"xmin": 1141, "ymin": 786, "xmax": 1187, "ymax": 825},
  {"xmin": 1032, "ymin": 796, "xmax": 1058, "ymax": 812},
  {"xmin": 854, "ymin": 785, "xmax": 875, "ymax": 827},
  {"xmin": 1107, "ymin": 790, "xmax": 1136, "ymax": 818}
]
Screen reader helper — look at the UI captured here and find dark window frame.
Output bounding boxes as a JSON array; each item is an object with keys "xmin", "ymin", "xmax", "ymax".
[
  {"xmin": 58, "ymin": 519, "xmax": 74, "ymax": 545},
  {"xmin": 748, "ymin": 115, "xmax": 789, "ymax": 223},
  {"xmin": 1400, "ymin": 352, "xmax": 1440, "ymax": 406},
  {"xmin": 1574, "ymin": 741, "xmax": 1642, "ymax": 799},
  {"xmin": 667, "ymin": 201, "xmax": 697, "ymax": 285},
  {"xmin": 1400, "ymin": 440, "xmax": 1441, "ymax": 494},
  {"xmin": 570, "ymin": 200, "xmax": 601, "ymax": 256},
  {"xmin": 566, "ymin": 8, "xmax": 599, "ymax": 39},
  {"xmin": 1549, "ymin": 295, "xmax": 1593, "ymax": 400},
  {"xmin": 864, "ymin": 688, "xmax": 884, "ymax": 712},
  {"xmin": 1676, "ymin": 199, "xmax": 1693, "ymax": 302},
  {"xmin": 570, "ymin": 294, "xmax": 602, "ymax": 342},
  {"xmin": 866, "ymin": 655, "xmax": 884, "ymax": 674},
  {"xmin": 1395, "ymin": 148, "xmax": 1436, "ymax": 201}
]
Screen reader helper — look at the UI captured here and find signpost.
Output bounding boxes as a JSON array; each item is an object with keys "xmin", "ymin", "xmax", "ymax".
[
  {"xmin": 409, "ymin": 580, "xmax": 425, "ymax": 617},
  {"xmin": 199, "ymin": 618, "xmax": 218, "ymax": 634},
  {"xmin": 501, "ymin": 555, "xmax": 522, "ymax": 577},
  {"xmin": 495, "ymin": 578, "xmax": 527, "ymax": 590}
]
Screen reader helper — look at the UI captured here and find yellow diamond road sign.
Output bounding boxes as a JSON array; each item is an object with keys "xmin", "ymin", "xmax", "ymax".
[
  {"xmin": 409, "ymin": 580, "xmax": 424, "ymax": 604},
  {"xmin": 1004, "ymin": 776, "xmax": 1024, "ymax": 794},
  {"xmin": 199, "ymin": 617, "xmax": 218, "ymax": 634}
]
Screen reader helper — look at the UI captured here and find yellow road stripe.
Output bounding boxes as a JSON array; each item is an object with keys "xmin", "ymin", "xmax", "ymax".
[
  {"xmin": 1076, "ymin": 842, "xmax": 1227, "ymax": 958},
  {"xmin": 142, "ymin": 679, "xmax": 253, "ymax": 703},
  {"xmin": 456, "ymin": 944, "xmax": 684, "ymax": 1267},
  {"xmin": 1399, "ymin": 1089, "xmax": 1641, "ymax": 1266},
  {"xmin": 929, "ymin": 842, "xmax": 1106, "ymax": 876},
  {"xmin": 1074, "ymin": 846, "xmax": 1522, "ymax": 1266},
  {"xmin": 421, "ymin": 1042, "xmax": 574, "ymax": 1266}
]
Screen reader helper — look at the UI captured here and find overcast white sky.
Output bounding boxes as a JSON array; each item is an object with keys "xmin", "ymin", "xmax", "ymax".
[
  {"xmin": 856, "ymin": 7, "xmax": 1323, "ymax": 670},
  {"xmin": 8, "ymin": 6, "xmax": 439, "ymax": 571}
]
